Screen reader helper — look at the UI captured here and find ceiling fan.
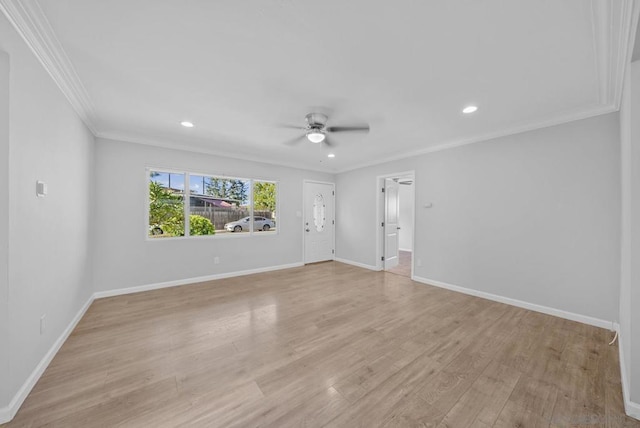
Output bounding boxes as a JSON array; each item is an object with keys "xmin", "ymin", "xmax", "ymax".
[{"xmin": 280, "ymin": 113, "xmax": 369, "ymax": 146}]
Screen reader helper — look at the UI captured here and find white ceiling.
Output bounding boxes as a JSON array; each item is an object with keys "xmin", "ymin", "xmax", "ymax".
[{"xmin": 7, "ymin": 0, "xmax": 638, "ymax": 172}]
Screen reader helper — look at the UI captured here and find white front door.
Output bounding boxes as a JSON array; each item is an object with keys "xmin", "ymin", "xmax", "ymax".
[
  {"xmin": 384, "ymin": 178, "xmax": 400, "ymax": 269},
  {"xmin": 304, "ymin": 181, "xmax": 335, "ymax": 264}
]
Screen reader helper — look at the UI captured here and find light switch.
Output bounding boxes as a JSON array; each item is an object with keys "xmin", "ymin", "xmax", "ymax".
[{"xmin": 36, "ymin": 181, "xmax": 47, "ymax": 197}]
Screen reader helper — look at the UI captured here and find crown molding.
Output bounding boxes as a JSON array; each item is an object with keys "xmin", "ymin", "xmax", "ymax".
[
  {"xmin": 101, "ymin": 102, "xmax": 615, "ymax": 177},
  {"xmin": 628, "ymin": 0, "xmax": 640, "ymax": 64},
  {"xmin": 0, "ymin": 0, "xmax": 98, "ymax": 134},
  {"xmin": 591, "ymin": 0, "xmax": 639, "ymax": 110},
  {"xmin": 590, "ymin": 0, "xmax": 613, "ymax": 105},
  {"xmin": 336, "ymin": 103, "xmax": 617, "ymax": 174},
  {"xmin": 610, "ymin": 0, "xmax": 636, "ymax": 108},
  {"xmin": 96, "ymin": 131, "xmax": 336, "ymax": 175}
]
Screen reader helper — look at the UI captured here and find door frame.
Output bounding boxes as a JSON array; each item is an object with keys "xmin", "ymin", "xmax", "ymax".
[
  {"xmin": 303, "ymin": 179, "xmax": 336, "ymax": 264},
  {"xmin": 376, "ymin": 171, "xmax": 416, "ymax": 278}
]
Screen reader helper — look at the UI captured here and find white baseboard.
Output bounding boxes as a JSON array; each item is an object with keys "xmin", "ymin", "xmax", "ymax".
[
  {"xmin": 0, "ymin": 294, "xmax": 94, "ymax": 424},
  {"xmin": 0, "ymin": 404, "xmax": 7, "ymax": 423},
  {"xmin": 334, "ymin": 258, "xmax": 381, "ymax": 271},
  {"xmin": 93, "ymin": 262, "xmax": 304, "ymax": 299},
  {"xmin": 412, "ymin": 276, "xmax": 614, "ymax": 330},
  {"xmin": 617, "ymin": 326, "xmax": 640, "ymax": 419},
  {"xmin": 398, "ymin": 248, "xmax": 413, "ymax": 252}
]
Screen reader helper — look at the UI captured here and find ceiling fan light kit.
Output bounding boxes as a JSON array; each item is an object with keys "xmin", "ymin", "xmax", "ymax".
[{"xmin": 306, "ymin": 130, "xmax": 325, "ymax": 143}]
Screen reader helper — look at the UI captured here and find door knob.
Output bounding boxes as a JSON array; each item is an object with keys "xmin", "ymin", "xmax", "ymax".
[{"xmin": 306, "ymin": 228, "xmax": 310, "ymax": 232}]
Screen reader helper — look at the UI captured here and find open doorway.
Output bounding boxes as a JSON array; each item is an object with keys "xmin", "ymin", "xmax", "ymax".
[{"xmin": 377, "ymin": 172, "xmax": 415, "ymax": 278}]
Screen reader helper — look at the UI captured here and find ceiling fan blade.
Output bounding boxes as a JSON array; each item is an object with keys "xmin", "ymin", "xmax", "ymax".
[
  {"xmin": 323, "ymin": 136, "xmax": 333, "ymax": 147},
  {"xmin": 283, "ymin": 135, "xmax": 306, "ymax": 145},
  {"xmin": 326, "ymin": 125, "xmax": 370, "ymax": 133},
  {"xmin": 277, "ymin": 124, "xmax": 307, "ymax": 130}
]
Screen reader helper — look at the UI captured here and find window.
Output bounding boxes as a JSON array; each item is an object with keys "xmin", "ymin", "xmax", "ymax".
[
  {"xmin": 148, "ymin": 171, "xmax": 185, "ymax": 238},
  {"xmin": 253, "ymin": 181, "xmax": 277, "ymax": 233},
  {"xmin": 148, "ymin": 170, "xmax": 277, "ymax": 239},
  {"xmin": 190, "ymin": 175, "xmax": 250, "ymax": 235}
]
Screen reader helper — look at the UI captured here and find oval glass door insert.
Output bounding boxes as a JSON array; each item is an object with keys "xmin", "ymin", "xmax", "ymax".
[{"xmin": 313, "ymin": 193, "xmax": 326, "ymax": 232}]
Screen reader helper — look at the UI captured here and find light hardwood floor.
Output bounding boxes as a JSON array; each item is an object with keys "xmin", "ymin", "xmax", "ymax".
[{"xmin": 3, "ymin": 262, "xmax": 638, "ymax": 427}]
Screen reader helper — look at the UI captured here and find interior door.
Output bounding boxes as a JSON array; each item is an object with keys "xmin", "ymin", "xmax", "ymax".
[
  {"xmin": 304, "ymin": 181, "xmax": 335, "ymax": 264},
  {"xmin": 384, "ymin": 178, "xmax": 400, "ymax": 269}
]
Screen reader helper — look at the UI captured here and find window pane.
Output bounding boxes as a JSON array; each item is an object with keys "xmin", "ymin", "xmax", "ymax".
[
  {"xmin": 190, "ymin": 175, "xmax": 250, "ymax": 234},
  {"xmin": 253, "ymin": 181, "xmax": 277, "ymax": 233},
  {"xmin": 149, "ymin": 171, "xmax": 185, "ymax": 238}
]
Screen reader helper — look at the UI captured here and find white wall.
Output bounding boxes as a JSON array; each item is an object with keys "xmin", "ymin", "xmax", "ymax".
[
  {"xmin": 620, "ymin": 59, "xmax": 640, "ymax": 411},
  {"xmin": 0, "ymin": 50, "xmax": 10, "ymax": 409},
  {"xmin": 93, "ymin": 138, "xmax": 333, "ymax": 292},
  {"xmin": 336, "ymin": 113, "xmax": 621, "ymax": 323},
  {"xmin": 398, "ymin": 183, "xmax": 414, "ymax": 251},
  {"xmin": 631, "ymin": 61, "xmax": 640, "ymax": 409},
  {"xmin": 0, "ymin": 13, "xmax": 95, "ymax": 416}
]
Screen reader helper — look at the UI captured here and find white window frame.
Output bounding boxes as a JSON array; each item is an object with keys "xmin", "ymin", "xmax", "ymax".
[{"xmin": 145, "ymin": 167, "xmax": 279, "ymax": 241}]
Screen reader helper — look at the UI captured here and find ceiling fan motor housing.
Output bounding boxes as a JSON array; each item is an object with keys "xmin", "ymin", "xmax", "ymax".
[{"xmin": 305, "ymin": 113, "xmax": 328, "ymax": 129}]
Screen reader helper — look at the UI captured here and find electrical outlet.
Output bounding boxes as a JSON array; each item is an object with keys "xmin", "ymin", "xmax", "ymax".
[
  {"xmin": 40, "ymin": 314, "xmax": 46, "ymax": 335},
  {"xmin": 214, "ymin": 256, "xmax": 220, "ymax": 265},
  {"xmin": 416, "ymin": 259, "xmax": 423, "ymax": 267}
]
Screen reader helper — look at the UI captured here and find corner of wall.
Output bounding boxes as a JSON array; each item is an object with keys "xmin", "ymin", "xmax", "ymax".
[
  {"xmin": 0, "ymin": 49, "xmax": 11, "ymax": 417},
  {"xmin": 616, "ymin": 326, "xmax": 640, "ymax": 419},
  {"xmin": 619, "ymin": 19, "xmax": 640, "ymax": 417}
]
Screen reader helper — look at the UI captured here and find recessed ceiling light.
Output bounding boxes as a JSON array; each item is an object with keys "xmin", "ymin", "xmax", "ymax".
[
  {"xmin": 180, "ymin": 121, "xmax": 194, "ymax": 128},
  {"xmin": 462, "ymin": 106, "xmax": 478, "ymax": 114},
  {"xmin": 327, "ymin": 153, "xmax": 335, "ymax": 158}
]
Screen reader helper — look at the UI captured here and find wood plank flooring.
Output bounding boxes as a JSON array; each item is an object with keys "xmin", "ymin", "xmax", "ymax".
[{"xmin": 3, "ymin": 262, "xmax": 638, "ymax": 427}]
